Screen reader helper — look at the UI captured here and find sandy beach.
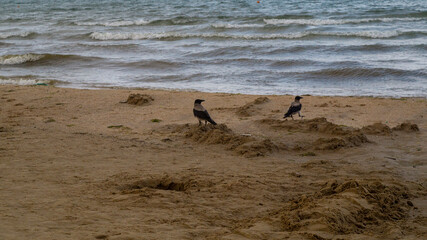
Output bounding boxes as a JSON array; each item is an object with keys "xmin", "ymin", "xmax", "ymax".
[{"xmin": 0, "ymin": 84, "xmax": 426, "ymax": 240}]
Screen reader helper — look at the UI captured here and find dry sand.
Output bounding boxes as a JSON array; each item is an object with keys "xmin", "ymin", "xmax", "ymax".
[{"xmin": 0, "ymin": 85, "xmax": 426, "ymax": 240}]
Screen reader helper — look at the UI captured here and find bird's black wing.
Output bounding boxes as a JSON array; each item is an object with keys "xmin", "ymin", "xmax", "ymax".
[
  {"xmin": 284, "ymin": 104, "xmax": 301, "ymax": 117},
  {"xmin": 193, "ymin": 109, "xmax": 217, "ymax": 125}
]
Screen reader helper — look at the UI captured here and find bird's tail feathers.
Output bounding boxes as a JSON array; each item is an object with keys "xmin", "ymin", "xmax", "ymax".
[{"xmin": 209, "ymin": 119, "xmax": 217, "ymax": 125}]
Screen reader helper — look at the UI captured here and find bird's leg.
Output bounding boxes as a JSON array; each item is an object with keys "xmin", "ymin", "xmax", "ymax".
[
  {"xmin": 198, "ymin": 120, "xmax": 202, "ymax": 126},
  {"xmin": 205, "ymin": 120, "xmax": 207, "ymax": 126},
  {"xmin": 291, "ymin": 115, "xmax": 294, "ymax": 120}
]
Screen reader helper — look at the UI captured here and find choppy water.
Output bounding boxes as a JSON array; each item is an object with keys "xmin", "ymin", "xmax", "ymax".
[{"xmin": 1, "ymin": 0, "xmax": 426, "ymax": 97}]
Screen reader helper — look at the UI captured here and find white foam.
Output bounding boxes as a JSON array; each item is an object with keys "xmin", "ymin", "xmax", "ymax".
[
  {"xmin": 0, "ymin": 54, "xmax": 45, "ymax": 65},
  {"xmin": 90, "ymin": 32, "xmax": 174, "ymax": 40},
  {"xmin": 0, "ymin": 78, "xmax": 50, "ymax": 85},
  {"xmin": 323, "ymin": 30, "xmax": 401, "ymax": 38},
  {"xmin": 239, "ymin": 32, "xmax": 310, "ymax": 39},
  {"xmin": 89, "ymin": 31, "xmax": 310, "ymax": 40},
  {"xmin": 264, "ymin": 17, "xmax": 422, "ymax": 26},
  {"xmin": 89, "ymin": 30, "xmax": 400, "ymax": 40},
  {"xmin": 76, "ymin": 19, "xmax": 150, "ymax": 26},
  {"xmin": 0, "ymin": 32, "xmax": 32, "ymax": 39},
  {"xmin": 211, "ymin": 23, "xmax": 264, "ymax": 29},
  {"xmin": 75, "ymin": 22, "xmax": 99, "ymax": 26}
]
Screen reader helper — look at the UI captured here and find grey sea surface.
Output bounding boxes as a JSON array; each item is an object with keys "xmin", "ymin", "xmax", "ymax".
[{"xmin": 1, "ymin": 0, "xmax": 426, "ymax": 97}]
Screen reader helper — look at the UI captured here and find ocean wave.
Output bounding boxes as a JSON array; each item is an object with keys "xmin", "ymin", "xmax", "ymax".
[
  {"xmin": 75, "ymin": 42, "xmax": 141, "ymax": 51},
  {"xmin": 74, "ymin": 17, "xmax": 199, "ymax": 27},
  {"xmin": 0, "ymin": 53, "xmax": 103, "ymax": 65},
  {"xmin": 264, "ymin": 17, "xmax": 423, "ymax": 26},
  {"xmin": 188, "ymin": 58, "xmax": 317, "ymax": 67},
  {"xmin": 303, "ymin": 67, "xmax": 421, "ymax": 79},
  {"xmin": 0, "ymin": 76, "xmax": 54, "ymax": 86},
  {"xmin": 211, "ymin": 23, "xmax": 264, "ymax": 29},
  {"xmin": 0, "ymin": 42, "xmax": 13, "ymax": 47},
  {"xmin": 185, "ymin": 46, "xmax": 258, "ymax": 58},
  {"xmin": 149, "ymin": 17, "xmax": 201, "ymax": 25},
  {"xmin": 266, "ymin": 43, "xmax": 427, "ymax": 55},
  {"xmin": 0, "ymin": 32, "xmax": 34, "ymax": 39},
  {"xmin": 122, "ymin": 60, "xmax": 183, "ymax": 69},
  {"xmin": 89, "ymin": 31, "xmax": 311, "ymax": 40},
  {"xmin": 0, "ymin": 54, "xmax": 45, "ymax": 65},
  {"xmin": 322, "ymin": 30, "xmax": 401, "ymax": 39},
  {"xmin": 75, "ymin": 19, "xmax": 150, "ymax": 26},
  {"xmin": 89, "ymin": 30, "xmax": 413, "ymax": 41}
]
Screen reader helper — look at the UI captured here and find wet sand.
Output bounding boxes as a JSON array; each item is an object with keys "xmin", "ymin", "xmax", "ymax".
[{"xmin": 0, "ymin": 85, "xmax": 426, "ymax": 240}]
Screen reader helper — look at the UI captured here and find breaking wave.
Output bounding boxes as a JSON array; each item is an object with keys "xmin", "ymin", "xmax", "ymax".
[
  {"xmin": 0, "ymin": 76, "xmax": 55, "ymax": 85},
  {"xmin": 322, "ymin": 30, "xmax": 401, "ymax": 39},
  {"xmin": 89, "ymin": 31, "xmax": 312, "ymax": 40},
  {"xmin": 73, "ymin": 17, "xmax": 202, "ymax": 27},
  {"xmin": 0, "ymin": 54, "xmax": 45, "ymax": 65},
  {"xmin": 211, "ymin": 23, "xmax": 265, "ymax": 29},
  {"xmin": 0, "ymin": 32, "xmax": 35, "ymax": 39},
  {"xmin": 75, "ymin": 19, "xmax": 150, "ymax": 27},
  {"xmin": 0, "ymin": 53, "xmax": 103, "ymax": 65},
  {"xmin": 264, "ymin": 17, "xmax": 423, "ymax": 26},
  {"xmin": 89, "ymin": 30, "xmax": 414, "ymax": 40}
]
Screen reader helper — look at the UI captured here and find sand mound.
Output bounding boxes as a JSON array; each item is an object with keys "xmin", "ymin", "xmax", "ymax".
[
  {"xmin": 312, "ymin": 133, "xmax": 368, "ymax": 150},
  {"xmin": 259, "ymin": 118, "xmax": 369, "ymax": 150},
  {"xmin": 167, "ymin": 123, "xmax": 280, "ymax": 157},
  {"xmin": 236, "ymin": 97, "xmax": 270, "ymax": 117},
  {"xmin": 234, "ymin": 139, "xmax": 280, "ymax": 157},
  {"xmin": 260, "ymin": 118, "xmax": 418, "ymax": 138},
  {"xmin": 361, "ymin": 122, "xmax": 419, "ymax": 135},
  {"xmin": 392, "ymin": 122, "xmax": 419, "ymax": 132},
  {"xmin": 259, "ymin": 117, "xmax": 356, "ymax": 135},
  {"xmin": 345, "ymin": 132, "xmax": 369, "ymax": 146},
  {"xmin": 253, "ymin": 96, "xmax": 270, "ymax": 104},
  {"xmin": 280, "ymin": 180, "xmax": 411, "ymax": 235},
  {"xmin": 185, "ymin": 124, "xmax": 253, "ymax": 147},
  {"xmin": 361, "ymin": 122, "xmax": 392, "ymax": 135},
  {"xmin": 314, "ymin": 103, "xmax": 329, "ymax": 107},
  {"xmin": 122, "ymin": 93, "xmax": 153, "ymax": 106},
  {"xmin": 313, "ymin": 137, "xmax": 347, "ymax": 150},
  {"xmin": 186, "ymin": 124, "xmax": 280, "ymax": 157},
  {"xmin": 119, "ymin": 175, "xmax": 195, "ymax": 193}
]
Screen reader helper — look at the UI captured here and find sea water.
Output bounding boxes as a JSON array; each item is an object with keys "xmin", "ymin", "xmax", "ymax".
[{"xmin": 1, "ymin": 0, "xmax": 426, "ymax": 97}]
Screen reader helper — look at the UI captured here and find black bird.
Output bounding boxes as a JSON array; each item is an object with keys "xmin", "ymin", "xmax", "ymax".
[
  {"xmin": 193, "ymin": 99, "xmax": 217, "ymax": 126},
  {"xmin": 284, "ymin": 96, "xmax": 304, "ymax": 120}
]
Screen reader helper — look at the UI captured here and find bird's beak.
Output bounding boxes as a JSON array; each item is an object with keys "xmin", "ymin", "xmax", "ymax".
[{"xmin": 201, "ymin": 99, "xmax": 205, "ymax": 102}]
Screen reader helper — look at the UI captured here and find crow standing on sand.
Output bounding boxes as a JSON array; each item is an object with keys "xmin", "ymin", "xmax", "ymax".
[
  {"xmin": 193, "ymin": 99, "xmax": 217, "ymax": 126},
  {"xmin": 284, "ymin": 96, "xmax": 304, "ymax": 120}
]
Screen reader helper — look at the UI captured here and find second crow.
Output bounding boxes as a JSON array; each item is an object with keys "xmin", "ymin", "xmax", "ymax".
[{"xmin": 284, "ymin": 96, "xmax": 304, "ymax": 120}]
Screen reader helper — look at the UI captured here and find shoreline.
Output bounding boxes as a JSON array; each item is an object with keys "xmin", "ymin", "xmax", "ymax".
[
  {"xmin": 3, "ymin": 80, "xmax": 427, "ymax": 100},
  {"xmin": 2, "ymin": 79, "xmax": 427, "ymax": 98},
  {"xmin": 1, "ymin": 84, "xmax": 426, "ymax": 239}
]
